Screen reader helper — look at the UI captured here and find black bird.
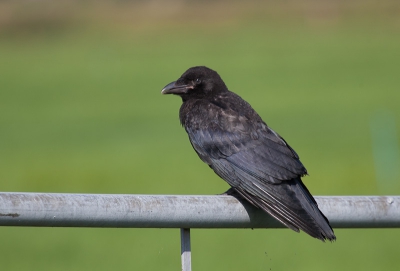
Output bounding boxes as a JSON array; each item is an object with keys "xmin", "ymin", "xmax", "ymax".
[{"xmin": 161, "ymin": 66, "xmax": 335, "ymax": 241}]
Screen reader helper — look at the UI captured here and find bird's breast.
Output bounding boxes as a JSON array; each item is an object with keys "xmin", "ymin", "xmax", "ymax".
[{"xmin": 179, "ymin": 99, "xmax": 216, "ymax": 129}]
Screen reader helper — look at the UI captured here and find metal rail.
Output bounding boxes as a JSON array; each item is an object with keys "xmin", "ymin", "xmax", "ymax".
[
  {"xmin": 0, "ymin": 193, "xmax": 399, "ymax": 228},
  {"xmin": 1, "ymin": 192, "xmax": 399, "ymax": 271}
]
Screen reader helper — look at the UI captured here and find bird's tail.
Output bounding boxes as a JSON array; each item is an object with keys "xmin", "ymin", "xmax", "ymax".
[{"xmin": 233, "ymin": 178, "xmax": 336, "ymax": 242}]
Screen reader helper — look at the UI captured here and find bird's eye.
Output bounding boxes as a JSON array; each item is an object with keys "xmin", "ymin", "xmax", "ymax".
[{"xmin": 195, "ymin": 78, "xmax": 201, "ymax": 84}]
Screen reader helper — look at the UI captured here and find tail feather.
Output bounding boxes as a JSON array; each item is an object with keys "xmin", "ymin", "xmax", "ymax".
[{"xmin": 233, "ymin": 177, "xmax": 336, "ymax": 242}]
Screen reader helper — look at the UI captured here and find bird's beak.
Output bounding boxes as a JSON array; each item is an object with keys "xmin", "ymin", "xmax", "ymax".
[{"xmin": 161, "ymin": 81, "xmax": 193, "ymax": 95}]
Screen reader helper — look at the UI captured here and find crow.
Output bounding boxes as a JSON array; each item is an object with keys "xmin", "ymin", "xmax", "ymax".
[{"xmin": 161, "ymin": 66, "xmax": 335, "ymax": 241}]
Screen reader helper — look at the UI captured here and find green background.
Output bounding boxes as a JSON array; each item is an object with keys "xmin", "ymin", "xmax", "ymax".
[{"xmin": 1, "ymin": 1, "xmax": 399, "ymax": 270}]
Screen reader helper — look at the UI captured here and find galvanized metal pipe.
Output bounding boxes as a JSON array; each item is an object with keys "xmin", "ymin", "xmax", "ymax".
[
  {"xmin": 0, "ymin": 193, "xmax": 399, "ymax": 228},
  {"xmin": 180, "ymin": 228, "xmax": 191, "ymax": 271}
]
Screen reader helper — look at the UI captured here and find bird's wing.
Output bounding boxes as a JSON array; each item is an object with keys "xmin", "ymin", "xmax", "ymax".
[{"xmin": 185, "ymin": 103, "xmax": 307, "ymax": 184}]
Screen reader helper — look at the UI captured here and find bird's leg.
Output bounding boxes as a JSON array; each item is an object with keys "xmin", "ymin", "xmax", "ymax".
[
  {"xmin": 218, "ymin": 187, "xmax": 238, "ymax": 196},
  {"xmin": 219, "ymin": 187, "xmax": 254, "ymax": 206}
]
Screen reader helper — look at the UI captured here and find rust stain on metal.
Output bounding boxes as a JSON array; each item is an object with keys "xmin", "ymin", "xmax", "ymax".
[{"xmin": 0, "ymin": 213, "xmax": 20, "ymax": 218}]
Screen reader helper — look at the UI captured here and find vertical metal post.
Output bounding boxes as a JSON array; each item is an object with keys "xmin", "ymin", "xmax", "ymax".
[{"xmin": 180, "ymin": 228, "xmax": 191, "ymax": 271}]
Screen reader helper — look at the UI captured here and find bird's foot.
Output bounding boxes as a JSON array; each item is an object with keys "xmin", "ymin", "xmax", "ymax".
[{"xmin": 218, "ymin": 187, "xmax": 238, "ymax": 196}]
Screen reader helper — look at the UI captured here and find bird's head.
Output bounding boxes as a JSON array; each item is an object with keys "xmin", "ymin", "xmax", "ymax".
[{"xmin": 161, "ymin": 66, "xmax": 228, "ymax": 101}]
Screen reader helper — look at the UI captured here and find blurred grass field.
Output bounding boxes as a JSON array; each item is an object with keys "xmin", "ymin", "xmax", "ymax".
[{"xmin": 1, "ymin": 1, "xmax": 400, "ymax": 270}]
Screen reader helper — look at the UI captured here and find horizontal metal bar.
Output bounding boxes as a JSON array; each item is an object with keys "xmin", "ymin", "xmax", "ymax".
[{"xmin": 0, "ymin": 193, "xmax": 399, "ymax": 228}]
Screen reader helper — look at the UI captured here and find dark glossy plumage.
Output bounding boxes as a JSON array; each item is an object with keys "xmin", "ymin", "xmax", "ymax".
[{"xmin": 161, "ymin": 66, "xmax": 335, "ymax": 241}]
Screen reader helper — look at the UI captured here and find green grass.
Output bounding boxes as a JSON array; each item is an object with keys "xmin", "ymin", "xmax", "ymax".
[{"xmin": 1, "ymin": 7, "xmax": 400, "ymax": 271}]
